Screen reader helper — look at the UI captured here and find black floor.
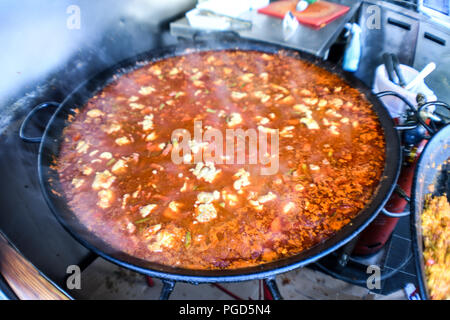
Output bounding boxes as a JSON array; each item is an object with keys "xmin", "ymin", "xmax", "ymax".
[
  {"xmin": 313, "ymin": 214, "xmax": 419, "ymax": 296},
  {"xmin": 379, "ymin": 215, "xmax": 418, "ymax": 295}
]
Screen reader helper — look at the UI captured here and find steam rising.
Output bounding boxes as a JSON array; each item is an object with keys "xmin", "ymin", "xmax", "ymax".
[{"xmin": 0, "ymin": 0, "xmax": 193, "ymax": 124}]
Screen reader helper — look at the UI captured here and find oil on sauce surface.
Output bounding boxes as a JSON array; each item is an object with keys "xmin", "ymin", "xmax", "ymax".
[{"xmin": 56, "ymin": 51, "xmax": 385, "ymax": 269}]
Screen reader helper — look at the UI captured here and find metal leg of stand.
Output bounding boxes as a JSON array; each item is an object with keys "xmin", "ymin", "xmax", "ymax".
[
  {"xmin": 338, "ymin": 236, "xmax": 360, "ymax": 268},
  {"xmin": 264, "ymin": 277, "xmax": 283, "ymax": 300},
  {"xmin": 159, "ymin": 279, "xmax": 176, "ymax": 300},
  {"xmin": 78, "ymin": 252, "xmax": 98, "ymax": 272}
]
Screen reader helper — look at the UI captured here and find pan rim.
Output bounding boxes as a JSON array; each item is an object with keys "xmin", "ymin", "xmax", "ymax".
[{"xmin": 410, "ymin": 123, "xmax": 450, "ymax": 299}]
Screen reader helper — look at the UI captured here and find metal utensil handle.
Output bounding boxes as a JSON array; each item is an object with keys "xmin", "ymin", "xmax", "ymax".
[
  {"xmin": 391, "ymin": 54, "xmax": 406, "ymax": 87},
  {"xmin": 382, "ymin": 53, "xmax": 396, "ymax": 83},
  {"xmin": 19, "ymin": 102, "xmax": 59, "ymax": 143},
  {"xmin": 192, "ymin": 30, "xmax": 241, "ymax": 42}
]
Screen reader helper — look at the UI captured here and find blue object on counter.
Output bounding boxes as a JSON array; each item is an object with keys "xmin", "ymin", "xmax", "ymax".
[{"xmin": 342, "ymin": 23, "xmax": 362, "ymax": 72}]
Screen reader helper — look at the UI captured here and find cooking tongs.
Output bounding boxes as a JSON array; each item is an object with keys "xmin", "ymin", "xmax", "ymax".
[{"xmin": 383, "ymin": 53, "xmax": 406, "ymax": 87}]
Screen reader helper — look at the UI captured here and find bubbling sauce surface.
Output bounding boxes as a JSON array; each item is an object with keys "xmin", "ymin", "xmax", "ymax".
[{"xmin": 56, "ymin": 50, "xmax": 385, "ymax": 269}]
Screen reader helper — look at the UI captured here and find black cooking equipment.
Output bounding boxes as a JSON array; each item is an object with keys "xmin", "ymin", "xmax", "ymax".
[
  {"xmin": 19, "ymin": 35, "xmax": 402, "ymax": 299},
  {"xmin": 411, "ymin": 123, "xmax": 450, "ymax": 300},
  {"xmin": 391, "ymin": 54, "xmax": 406, "ymax": 88},
  {"xmin": 312, "ymin": 94, "xmax": 449, "ymax": 294},
  {"xmin": 383, "ymin": 53, "xmax": 396, "ymax": 84}
]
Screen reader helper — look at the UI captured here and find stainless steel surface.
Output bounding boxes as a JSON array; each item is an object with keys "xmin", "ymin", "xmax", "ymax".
[
  {"xmin": 354, "ymin": 0, "xmax": 449, "ymax": 104},
  {"xmin": 418, "ymin": 0, "xmax": 450, "ymax": 29},
  {"xmin": 413, "ymin": 20, "xmax": 450, "ymax": 103},
  {"xmin": 355, "ymin": 1, "xmax": 420, "ymax": 88},
  {"xmin": 170, "ymin": 0, "xmax": 361, "ymax": 57}
]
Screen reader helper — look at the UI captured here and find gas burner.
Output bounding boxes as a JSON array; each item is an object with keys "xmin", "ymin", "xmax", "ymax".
[
  {"xmin": 313, "ymin": 94, "xmax": 450, "ymax": 295},
  {"xmin": 312, "ymin": 215, "xmax": 416, "ymax": 295}
]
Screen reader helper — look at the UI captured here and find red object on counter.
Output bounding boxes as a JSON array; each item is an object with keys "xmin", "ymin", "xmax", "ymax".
[
  {"xmin": 257, "ymin": 0, "xmax": 350, "ymax": 29},
  {"xmin": 146, "ymin": 276, "xmax": 155, "ymax": 287},
  {"xmin": 353, "ymin": 140, "xmax": 427, "ymax": 255}
]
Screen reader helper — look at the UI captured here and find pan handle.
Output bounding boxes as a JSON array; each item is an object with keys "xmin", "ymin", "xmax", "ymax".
[
  {"xmin": 374, "ymin": 91, "xmax": 443, "ymax": 133},
  {"xmin": 375, "ymin": 91, "xmax": 421, "ymax": 130},
  {"xmin": 19, "ymin": 102, "xmax": 59, "ymax": 143},
  {"xmin": 381, "ymin": 207, "xmax": 410, "ymax": 218}
]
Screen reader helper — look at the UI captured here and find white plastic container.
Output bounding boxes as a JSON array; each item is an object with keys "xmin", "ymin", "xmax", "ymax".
[{"xmin": 373, "ymin": 64, "xmax": 436, "ymax": 119}]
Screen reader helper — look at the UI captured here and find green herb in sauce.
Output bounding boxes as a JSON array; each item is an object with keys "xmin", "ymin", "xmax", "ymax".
[
  {"xmin": 135, "ymin": 217, "xmax": 151, "ymax": 224},
  {"xmin": 185, "ymin": 231, "xmax": 191, "ymax": 248},
  {"xmin": 286, "ymin": 168, "xmax": 296, "ymax": 176}
]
